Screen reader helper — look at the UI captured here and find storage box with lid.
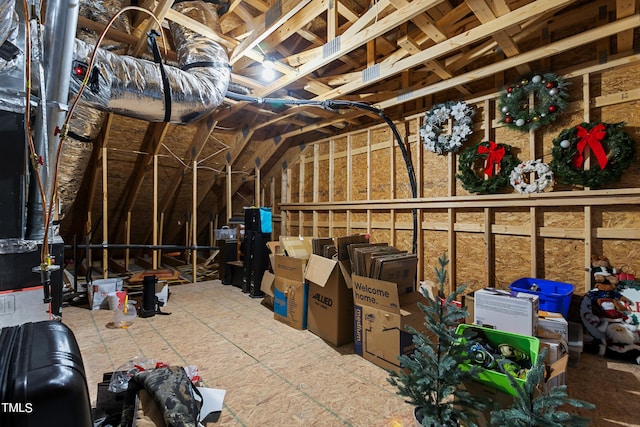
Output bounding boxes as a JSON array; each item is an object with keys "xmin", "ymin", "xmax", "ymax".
[{"xmin": 509, "ymin": 278, "xmax": 574, "ymax": 318}]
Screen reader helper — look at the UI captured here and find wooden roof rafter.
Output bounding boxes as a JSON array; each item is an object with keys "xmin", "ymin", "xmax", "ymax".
[
  {"xmin": 221, "ymin": 0, "xmax": 447, "ymax": 172},
  {"xmin": 232, "ymin": 2, "xmax": 640, "ymax": 182}
]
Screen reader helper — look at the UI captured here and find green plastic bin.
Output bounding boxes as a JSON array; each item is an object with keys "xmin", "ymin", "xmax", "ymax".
[{"xmin": 456, "ymin": 323, "xmax": 540, "ymax": 396}]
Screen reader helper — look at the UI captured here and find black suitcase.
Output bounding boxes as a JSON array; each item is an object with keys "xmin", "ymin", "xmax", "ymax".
[{"xmin": 0, "ymin": 321, "xmax": 93, "ymax": 427}]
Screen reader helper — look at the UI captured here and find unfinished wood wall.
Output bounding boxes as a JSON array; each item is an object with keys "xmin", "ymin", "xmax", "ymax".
[{"xmin": 262, "ymin": 60, "xmax": 640, "ymax": 296}]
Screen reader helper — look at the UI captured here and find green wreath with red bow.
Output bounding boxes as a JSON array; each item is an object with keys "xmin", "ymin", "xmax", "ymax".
[
  {"xmin": 550, "ymin": 122, "xmax": 636, "ymax": 188},
  {"xmin": 457, "ymin": 141, "xmax": 520, "ymax": 194}
]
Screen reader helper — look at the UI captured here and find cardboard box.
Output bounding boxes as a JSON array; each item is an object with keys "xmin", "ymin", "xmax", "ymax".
[
  {"xmin": 304, "ymin": 254, "xmax": 354, "ymax": 346},
  {"xmin": 279, "ymin": 236, "xmax": 313, "ymax": 259},
  {"xmin": 474, "ymin": 288, "xmax": 539, "ymax": 336},
  {"xmin": 536, "ymin": 311, "xmax": 568, "ymax": 341},
  {"xmin": 273, "ymin": 255, "xmax": 308, "ymax": 330},
  {"xmin": 352, "ymin": 275, "xmax": 427, "ymax": 373},
  {"xmin": 260, "ymin": 270, "xmax": 275, "ymax": 311},
  {"xmin": 462, "ymin": 291, "xmax": 475, "ymax": 325},
  {"xmin": 539, "ymin": 338, "xmax": 568, "ymax": 392}
]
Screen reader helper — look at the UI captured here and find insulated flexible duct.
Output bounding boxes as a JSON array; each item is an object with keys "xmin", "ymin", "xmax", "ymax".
[
  {"xmin": 0, "ymin": 0, "xmax": 25, "ymax": 113},
  {"xmin": 68, "ymin": 0, "xmax": 230, "ymax": 124},
  {"xmin": 0, "ymin": 0, "xmax": 13, "ymax": 45},
  {"xmin": 55, "ymin": 0, "xmax": 230, "ymax": 218}
]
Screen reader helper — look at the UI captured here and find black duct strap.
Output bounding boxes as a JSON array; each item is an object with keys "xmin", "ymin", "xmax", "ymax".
[
  {"xmin": 181, "ymin": 61, "xmax": 231, "ymax": 71},
  {"xmin": 0, "ymin": 40, "xmax": 19, "ymax": 61},
  {"xmin": 148, "ymin": 30, "xmax": 172, "ymax": 123},
  {"xmin": 67, "ymin": 131, "xmax": 93, "ymax": 143}
]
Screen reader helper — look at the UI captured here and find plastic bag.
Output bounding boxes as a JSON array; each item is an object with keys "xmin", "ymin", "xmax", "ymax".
[
  {"xmin": 107, "ymin": 356, "xmax": 166, "ymax": 393},
  {"xmin": 184, "ymin": 365, "xmax": 201, "ymax": 386}
]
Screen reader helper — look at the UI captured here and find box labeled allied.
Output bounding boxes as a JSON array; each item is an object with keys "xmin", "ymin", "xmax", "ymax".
[
  {"xmin": 352, "ymin": 275, "xmax": 427, "ymax": 373},
  {"xmin": 304, "ymin": 254, "xmax": 354, "ymax": 346},
  {"xmin": 273, "ymin": 255, "xmax": 308, "ymax": 330},
  {"xmin": 474, "ymin": 288, "xmax": 539, "ymax": 336}
]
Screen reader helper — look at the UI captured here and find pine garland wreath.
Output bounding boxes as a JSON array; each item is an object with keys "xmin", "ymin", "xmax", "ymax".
[
  {"xmin": 420, "ymin": 101, "xmax": 475, "ymax": 154},
  {"xmin": 498, "ymin": 73, "xmax": 569, "ymax": 132},
  {"xmin": 457, "ymin": 141, "xmax": 520, "ymax": 194},
  {"xmin": 550, "ymin": 121, "xmax": 636, "ymax": 188}
]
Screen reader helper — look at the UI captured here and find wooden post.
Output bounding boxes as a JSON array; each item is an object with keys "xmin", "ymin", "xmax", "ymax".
[
  {"xmin": 86, "ymin": 214, "xmax": 92, "ymax": 274},
  {"xmin": 328, "ymin": 139, "xmax": 334, "ymax": 237},
  {"xmin": 583, "ymin": 73, "xmax": 593, "ymax": 286},
  {"xmin": 255, "ymin": 165, "xmax": 260, "ymax": 207},
  {"xmin": 102, "ymin": 146, "xmax": 108, "ymax": 279},
  {"xmin": 192, "ymin": 159, "xmax": 197, "ymax": 283},
  {"xmin": 153, "ymin": 153, "xmax": 158, "ymax": 270},
  {"xmin": 299, "ymin": 155, "xmax": 305, "ymax": 234},
  {"xmin": 125, "ymin": 211, "xmax": 131, "ymax": 272},
  {"xmin": 226, "ymin": 163, "xmax": 232, "ymax": 223}
]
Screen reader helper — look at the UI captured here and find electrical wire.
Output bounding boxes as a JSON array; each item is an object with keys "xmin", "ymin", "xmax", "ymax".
[{"xmin": 225, "ymin": 91, "xmax": 419, "ymax": 254}]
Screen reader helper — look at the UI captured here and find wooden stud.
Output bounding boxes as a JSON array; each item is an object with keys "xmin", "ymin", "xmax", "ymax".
[
  {"xmin": 329, "ymin": 139, "xmax": 335, "ymax": 237},
  {"xmin": 102, "ymin": 146, "xmax": 108, "ymax": 279},
  {"xmin": 125, "ymin": 211, "xmax": 131, "ymax": 272},
  {"xmin": 299, "ymin": 154, "xmax": 305, "ymax": 234},
  {"xmin": 583, "ymin": 74, "xmax": 593, "ymax": 287},
  {"xmin": 226, "ymin": 164, "xmax": 232, "ymax": 223},
  {"xmin": 153, "ymin": 154, "xmax": 158, "ymax": 270},
  {"xmin": 192, "ymin": 159, "xmax": 197, "ymax": 283},
  {"xmin": 367, "ymin": 129, "xmax": 372, "ymax": 235},
  {"xmin": 313, "ymin": 144, "xmax": 319, "ymax": 236}
]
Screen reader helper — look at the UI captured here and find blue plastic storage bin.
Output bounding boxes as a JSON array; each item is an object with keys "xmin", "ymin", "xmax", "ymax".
[{"xmin": 509, "ymin": 278, "xmax": 574, "ymax": 318}]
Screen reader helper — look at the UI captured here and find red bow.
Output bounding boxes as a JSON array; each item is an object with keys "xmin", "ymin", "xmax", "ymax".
[
  {"xmin": 477, "ymin": 141, "xmax": 505, "ymax": 177},
  {"xmin": 572, "ymin": 124, "xmax": 608, "ymax": 170}
]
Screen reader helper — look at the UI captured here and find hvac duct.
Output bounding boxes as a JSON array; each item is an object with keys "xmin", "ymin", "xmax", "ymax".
[
  {"xmin": 68, "ymin": 0, "xmax": 231, "ymax": 125},
  {"xmin": 53, "ymin": 0, "xmax": 128, "ymax": 220},
  {"xmin": 54, "ymin": 0, "xmax": 231, "ymax": 218},
  {"xmin": 0, "ymin": 0, "xmax": 25, "ymax": 113},
  {"xmin": 26, "ymin": 0, "xmax": 80, "ymax": 239}
]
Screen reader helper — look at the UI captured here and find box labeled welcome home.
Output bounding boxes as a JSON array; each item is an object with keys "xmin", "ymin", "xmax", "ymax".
[
  {"xmin": 352, "ymin": 275, "xmax": 427, "ymax": 373},
  {"xmin": 273, "ymin": 254, "xmax": 308, "ymax": 330},
  {"xmin": 304, "ymin": 254, "xmax": 354, "ymax": 346}
]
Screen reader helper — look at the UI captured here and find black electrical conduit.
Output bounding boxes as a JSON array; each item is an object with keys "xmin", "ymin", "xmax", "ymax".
[
  {"xmin": 225, "ymin": 91, "xmax": 419, "ymax": 254},
  {"xmin": 65, "ymin": 244, "xmax": 220, "ymax": 251}
]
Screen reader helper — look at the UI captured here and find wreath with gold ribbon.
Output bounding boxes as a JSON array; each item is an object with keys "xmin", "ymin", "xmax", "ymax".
[
  {"xmin": 457, "ymin": 141, "xmax": 520, "ymax": 194},
  {"xmin": 550, "ymin": 122, "xmax": 636, "ymax": 188},
  {"xmin": 498, "ymin": 73, "xmax": 569, "ymax": 132}
]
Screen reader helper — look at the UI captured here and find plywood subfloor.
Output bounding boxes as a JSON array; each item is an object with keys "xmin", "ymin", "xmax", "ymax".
[{"xmin": 61, "ymin": 280, "xmax": 640, "ymax": 427}]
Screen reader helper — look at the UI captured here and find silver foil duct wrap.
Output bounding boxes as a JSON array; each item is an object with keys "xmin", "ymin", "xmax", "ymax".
[
  {"xmin": 56, "ymin": 0, "xmax": 119, "ymax": 217},
  {"xmin": 56, "ymin": 137, "xmax": 94, "ymax": 218},
  {"xmin": 0, "ymin": 0, "xmax": 25, "ymax": 113},
  {"xmin": 69, "ymin": 0, "xmax": 230, "ymax": 124},
  {"xmin": 0, "ymin": 0, "xmax": 15, "ymax": 45},
  {"xmin": 56, "ymin": 105, "xmax": 106, "ymax": 218}
]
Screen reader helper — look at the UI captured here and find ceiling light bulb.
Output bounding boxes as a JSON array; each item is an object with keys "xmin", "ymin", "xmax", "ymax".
[
  {"xmin": 262, "ymin": 58, "xmax": 274, "ymax": 69},
  {"xmin": 262, "ymin": 67, "xmax": 275, "ymax": 80}
]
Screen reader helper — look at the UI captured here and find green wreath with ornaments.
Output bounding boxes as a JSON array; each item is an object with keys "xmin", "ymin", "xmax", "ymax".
[
  {"xmin": 457, "ymin": 141, "xmax": 520, "ymax": 194},
  {"xmin": 498, "ymin": 73, "xmax": 569, "ymax": 132},
  {"xmin": 550, "ymin": 121, "xmax": 636, "ymax": 188}
]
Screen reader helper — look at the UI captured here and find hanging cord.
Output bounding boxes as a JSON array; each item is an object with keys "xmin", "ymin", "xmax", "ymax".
[
  {"xmin": 225, "ymin": 92, "xmax": 419, "ymax": 254},
  {"xmin": 42, "ymin": 7, "xmax": 166, "ymax": 265},
  {"xmin": 19, "ymin": 3, "xmax": 165, "ymax": 308}
]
